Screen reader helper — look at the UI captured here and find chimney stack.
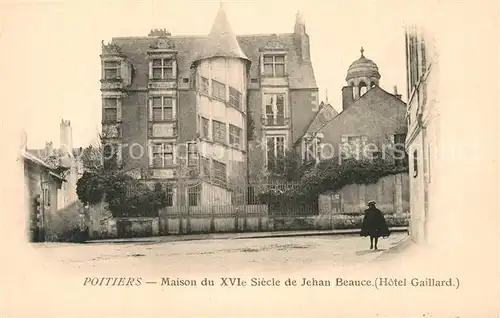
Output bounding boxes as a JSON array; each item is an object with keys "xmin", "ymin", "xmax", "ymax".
[
  {"xmin": 342, "ymin": 86, "xmax": 354, "ymax": 111},
  {"xmin": 60, "ymin": 119, "xmax": 73, "ymax": 157}
]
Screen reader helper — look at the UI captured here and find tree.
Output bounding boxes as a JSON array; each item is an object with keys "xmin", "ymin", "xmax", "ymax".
[{"xmin": 80, "ymin": 133, "xmax": 104, "ymax": 173}]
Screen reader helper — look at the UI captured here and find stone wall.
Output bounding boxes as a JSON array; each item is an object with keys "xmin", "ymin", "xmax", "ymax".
[{"xmin": 318, "ymin": 173, "xmax": 410, "ymax": 215}]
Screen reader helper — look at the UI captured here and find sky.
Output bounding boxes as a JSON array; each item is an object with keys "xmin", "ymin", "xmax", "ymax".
[{"xmin": 1, "ymin": 0, "xmax": 411, "ymax": 149}]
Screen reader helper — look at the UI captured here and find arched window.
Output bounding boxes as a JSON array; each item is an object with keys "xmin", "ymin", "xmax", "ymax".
[
  {"xmin": 413, "ymin": 149, "xmax": 418, "ymax": 178},
  {"xmin": 359, "ymin": 82, "xmax": 368, "ymax": 96}
]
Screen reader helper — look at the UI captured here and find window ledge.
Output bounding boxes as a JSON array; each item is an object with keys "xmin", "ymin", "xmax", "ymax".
[
  {"xmin": 148, "ymin": 78, "xmax": 177, "ymax": 82},
  {"xmin": 149, "ymin": 119, "xmax": 177, "ymax": 123},
  {"xmin": 101, "ymin": 77, "xmax": 123, "ymax": 82}
]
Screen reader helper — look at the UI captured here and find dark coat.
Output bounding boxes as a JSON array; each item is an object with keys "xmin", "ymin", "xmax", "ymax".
[{"xmin": 360, "ymin": 207, "xmax": 390, "ymax": 238}]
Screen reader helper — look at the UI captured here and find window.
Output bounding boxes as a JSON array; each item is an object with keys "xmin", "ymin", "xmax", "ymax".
[
  {"xmin": 408, "ymin": 30, "xmax": 420, "ymax": 91},
  {"xmin": 420, "ymin": 38, "xmax": 427, "ymax": 75},
  {"xmin": 266, "ymin": 136, "xmax": 285, "ymax": 170},
  {"xmin": 188, "ymin": 184, "xmax": 201, "ymax": 206},
  {"xmin": 152, "ymin": 143, "xmax": 174, "ymax": 168},
  {"xmin": 212, "ymin": 80, "xmax": 225, "ymax": 100},
  {"xmin": 212, "ymin": 120, "xmax": 226, "ymax": 144},
  {"xmin": 187, "ymin": 142, "xmax": 198, "ymax": 166},
  {"xmin": 212, "ymin": 159, "xmax": 227, "ymax": 182},
  {"xmin": 303, "ymin": 138, "xmax": 319, "ymax": 162},
  {"xmin": 229, "ymin": 86, "xmax": 242, "ymax": 109},
  {"xmin": 413, "ymin": 149, "xmax": 418, "ymax": 178},
  {"xmin": 341, "ymin": 135, "xmax": 364, "ymax": 160},
  {"xmin": 165, "ymin": 186, "xmax": 174, "ymax": 206},
  {"xmin": 200, "ymin": 117, "xmax": 210, "ymax": 139},
  {"xmin": 264, "ymin": 93, "xmax": 285, "ymax": 125},
  {"xmin": 359, "ymin": 83, "xmax": 368, "ymax": 96},
  {"xmin": 42, "ymin": 188, "xmax": 50, "ymax": 207},
  {"xmin": 103, "ymin": 61, "xmax": 120, "ymax": 79},
  {"xmin": 151, "ymin": 58, "xmax": 173, "ymax": 79},
  {"xmin": 263, "ymin": 55, "xmax": 285, "ymax": 77},
  {"xmin": 151, "ymin": 96, "xmax": 173, "ymax": 121},
  {"xmin": 229, "ymin": 124, "xmax": 242, "ymax": 148},
  {"xmin": 103, "ymin": 98, "xmax": 118, "ymax": 122},
  {"xmin": 200, "ymin": 76, "xmax": 209, "ymax": 94}
]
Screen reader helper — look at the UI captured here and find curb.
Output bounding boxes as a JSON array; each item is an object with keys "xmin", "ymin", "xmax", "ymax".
[{"xmin": 84, "ymin": 227, "xmax": 409, "ymax": 244}]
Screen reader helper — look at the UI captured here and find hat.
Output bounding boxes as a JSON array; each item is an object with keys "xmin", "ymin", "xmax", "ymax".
[{"xmin": 367, "ymin": 200, "xmax": 376, "ymax": 206}]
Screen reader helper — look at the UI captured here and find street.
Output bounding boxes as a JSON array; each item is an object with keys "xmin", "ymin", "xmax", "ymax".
[
  {"xmin": 32, "ymin": 233, "xmax": 407, "ymax": 275},
  {"xmin": 6, "ymin": 232, "xmax": 493, "ymax": 318}
]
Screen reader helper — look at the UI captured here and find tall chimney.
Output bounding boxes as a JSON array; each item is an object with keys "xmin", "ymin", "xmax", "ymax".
[
  {"xmin": 342, "ymin": 86, "xmax": 354, "ymax": 111},
  {"xmin": 60, "ymin": 119, "xmax": 73, "ymax": 157},
  {"xmin": 294, "ymin": 11, "xmax": 310, "ymax": 61}
]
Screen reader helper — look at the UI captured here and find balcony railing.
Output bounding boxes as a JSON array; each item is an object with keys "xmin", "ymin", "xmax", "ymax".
[{"xmin": 262, "ymin": 115, "xmax": 289, "ymax": 126}]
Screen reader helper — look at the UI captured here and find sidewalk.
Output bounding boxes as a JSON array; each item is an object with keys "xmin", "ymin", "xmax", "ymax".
[{"xmin": 85, "ymin": 226, "xmax": 409, "ymax": 244}]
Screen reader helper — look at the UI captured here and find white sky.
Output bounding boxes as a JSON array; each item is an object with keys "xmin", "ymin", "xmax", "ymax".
[{"xmin": 1, "ymin": 0, "xmax": 415, "ymax": 149}]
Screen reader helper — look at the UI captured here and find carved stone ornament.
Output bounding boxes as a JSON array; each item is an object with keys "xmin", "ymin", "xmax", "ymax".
[
  {"xmin": 261, "ymin": 35, "xmax": 288, "ymax": 51},
  {"xmin": 101, "ymin": 41, "xmax": 122, "ymax": 54},
  {"xmin": 150, "ymin": 37, "xmax": 176, "ymax": 50}
]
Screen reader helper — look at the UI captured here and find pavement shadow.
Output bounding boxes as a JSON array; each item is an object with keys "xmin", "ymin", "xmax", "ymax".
[{"xmin": 356, "ymin": 249, "xmax": 386, "ymax": 255}]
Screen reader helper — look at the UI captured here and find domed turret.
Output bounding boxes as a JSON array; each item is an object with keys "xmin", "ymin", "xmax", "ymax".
[{"xmin": 345, "ymin": 47, "xmax": 381, "ymax": 100}]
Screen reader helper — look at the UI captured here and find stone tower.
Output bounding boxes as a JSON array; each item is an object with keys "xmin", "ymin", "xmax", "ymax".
[{"xmin": 191, "ymin": 3, "xmax": 251, "ymax": 202}]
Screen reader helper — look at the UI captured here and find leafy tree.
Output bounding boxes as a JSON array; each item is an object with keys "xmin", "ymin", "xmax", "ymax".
[{"xmin": 76, "ymin": 133, "xmax": 170, "ymax": 217}]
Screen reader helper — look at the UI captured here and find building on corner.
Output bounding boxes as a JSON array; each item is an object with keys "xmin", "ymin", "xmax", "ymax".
[{"xmin": 99, "ymin": 3, "xmax": 319, "ymax": 207}]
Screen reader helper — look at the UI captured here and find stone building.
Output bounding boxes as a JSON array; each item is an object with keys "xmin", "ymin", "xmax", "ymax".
[
  {"xmin": 404, "ymin": 26, "xmax": 439, "ymax": 245},
  {"xmin": 296, "ymin": 48, "xmax": 409, "ymax": 215},
  {"xmin": 24, "ymin": 120, "xmax": 85, "ymax": 241},
  {"xmin": 99, "ymin": 4, "xmax": 318, "ymax": 206},
  {"xmin": 22, "ymin": 146, "xmax": 66, "ymax": 242},
  {"xmin": 297, "ymin": 48, "xmax": 407, "ymax": 165},
  {"xmin": 28, "ymin": 120, "xmax": 83, "ymax": 210}
]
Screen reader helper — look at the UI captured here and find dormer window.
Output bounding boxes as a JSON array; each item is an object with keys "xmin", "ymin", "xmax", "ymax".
[
  {"xmin": 263, "ymin": 54, "xmax": 285, "ymax": 77},
  {"xmin": 104, "ymin": 61, "xmax": 120, "ymax": 79},
  {"xmin": 151, "ymin": 58, "xmax": 173, "ymax": 79}
]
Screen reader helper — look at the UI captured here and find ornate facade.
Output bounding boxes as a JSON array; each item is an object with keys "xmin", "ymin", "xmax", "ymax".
[{"xmin": 99, "ymin": 4, "xmax": 318, "ymax": 205}]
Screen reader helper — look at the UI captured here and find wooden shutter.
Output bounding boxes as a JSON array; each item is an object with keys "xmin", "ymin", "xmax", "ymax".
[
  {"xmin": 148, "ymin": 98, "xmax": 153, "ymax": 122},
  {"xmin": 148, "ymin": 143, "xmax": 153, "ymax": 167},
  {"xmin": 172, "ymin": 60, "xmax": 177, "ymax": 79}
]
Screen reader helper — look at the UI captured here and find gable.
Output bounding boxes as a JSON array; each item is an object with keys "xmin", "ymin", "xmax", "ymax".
[{"xmin": 319, "ymin": 86, "xmax": 407, "ymax": 137}]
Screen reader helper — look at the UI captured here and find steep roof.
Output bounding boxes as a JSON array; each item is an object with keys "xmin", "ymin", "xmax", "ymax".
[
  {"xmin": 294, "ymin": 102, "xmax": 339, "ymax": 144},
  {"xmin": 111, "ymin": 33, "xmax": 317, "ymax": 89},
  {"xmin": 21, "ymin": 150, "xmax": 66, "ymax": 181},
  {"xmin": 318, "ymin": 86, "xmax": 407, "ymax": 134},
  {"xmin": 194, "ymin": 4, "xmax": 249, "ymax": 62}
]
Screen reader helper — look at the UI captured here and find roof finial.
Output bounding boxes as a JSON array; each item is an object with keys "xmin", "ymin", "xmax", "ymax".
[
  {"xmin": 360, "ymin": 46, "xmax": 364, "ymax": 57},
  {"xmin": 325, "ymin": 88, "xmax": 329, "ymax": 104}
]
